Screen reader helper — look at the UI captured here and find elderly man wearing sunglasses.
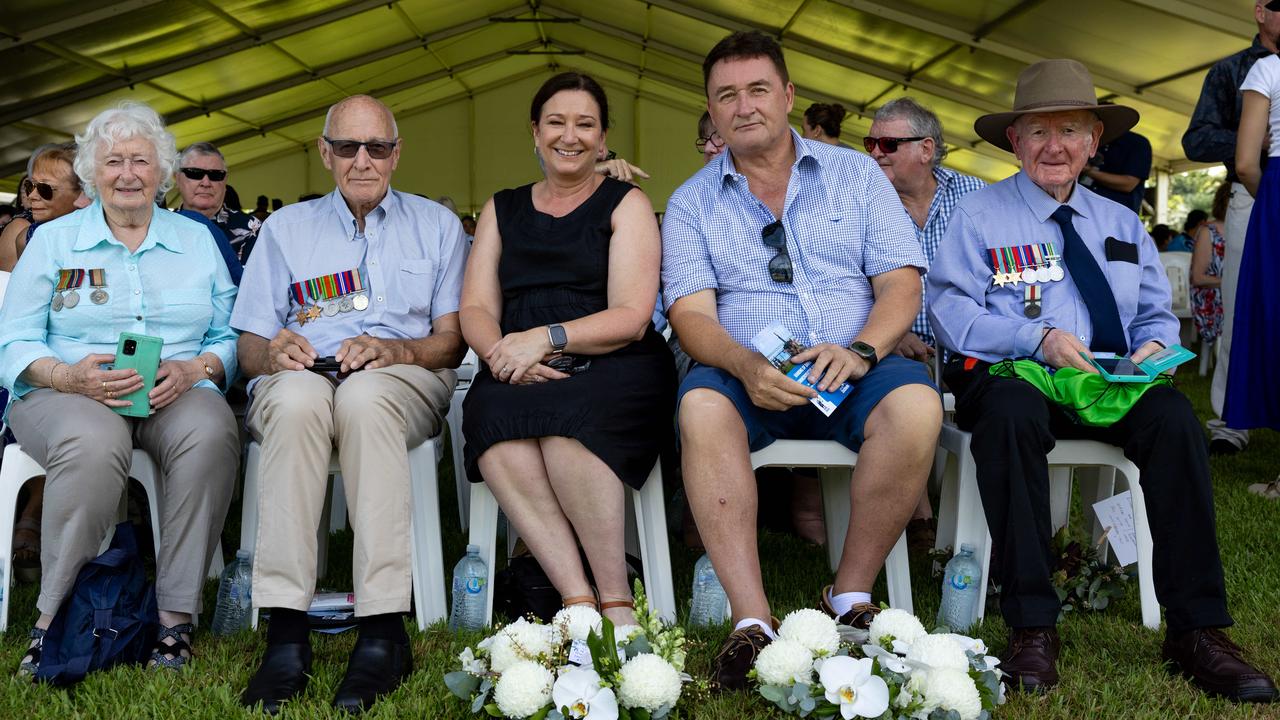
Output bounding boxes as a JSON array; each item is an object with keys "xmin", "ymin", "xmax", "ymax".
[
  {"xmin": 663, "ymin": 31, "xmax": 941, "ymax": 692},
  {"xmin": 174, "ymin": 142, "xmax": 261, "ymax": 265},
  {"xmin": 233, "ymin": 94, "xmax": 467, "ymax": 714}
]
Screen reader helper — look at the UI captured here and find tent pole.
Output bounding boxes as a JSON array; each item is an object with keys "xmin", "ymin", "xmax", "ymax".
[{"xmin": 1155, "ymin": 169, "xmax": 1170, "ymax": 225}]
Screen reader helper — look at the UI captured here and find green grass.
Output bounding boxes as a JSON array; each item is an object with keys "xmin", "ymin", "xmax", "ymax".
[{"xmin": 3, "ymin": 371, "xmax": 1279, "ymax": 719}]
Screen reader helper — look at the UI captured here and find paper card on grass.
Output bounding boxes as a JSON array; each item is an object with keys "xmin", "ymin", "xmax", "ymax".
[
  {"xmin": 750, "ymin": 321, "xmax": 852, "ymax": 417},
  {"xmin": 1091, "ymin": 491, "xmax": 1138, "ymax": 567}
]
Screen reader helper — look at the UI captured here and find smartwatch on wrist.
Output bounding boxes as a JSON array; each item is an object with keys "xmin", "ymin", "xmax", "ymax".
[
  {"xmin": 547, "ymin": 324, "xmax": 568, "ymax": 355},
  {"xmin": 849, "ymin": 340, "xmax": 878, "ymax": 369}
]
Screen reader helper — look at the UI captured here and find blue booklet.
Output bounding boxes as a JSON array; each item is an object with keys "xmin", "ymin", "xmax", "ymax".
[
  {"xmin": 750, "ymin": 321, "xmax": 853, "ymax": 416},
  {"xmin": 1081, "ymin": 344, "xmax": 1197, "ymax": 383}
]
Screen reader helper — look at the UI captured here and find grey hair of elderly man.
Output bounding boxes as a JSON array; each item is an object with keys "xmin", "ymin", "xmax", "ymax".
[{"xmin": 872, "ymin": 98, "xmax": 948, "ymax": 168}]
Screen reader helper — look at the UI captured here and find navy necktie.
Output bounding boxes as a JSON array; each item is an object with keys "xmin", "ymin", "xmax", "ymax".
[{"xmin": 1049, "ymin": 205, "xmax": 1127, "ymax": 353}]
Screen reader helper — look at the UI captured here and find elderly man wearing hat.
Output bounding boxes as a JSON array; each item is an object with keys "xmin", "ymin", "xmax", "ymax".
[{"xmin": 927, "ymin": 60, "xmax": 1277, "ymax": 703}]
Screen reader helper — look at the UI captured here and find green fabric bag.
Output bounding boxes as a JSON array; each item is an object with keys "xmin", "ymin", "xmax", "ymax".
[{"xmin": 989, "ymin": 359, "xmax": 1173, "ymax": 427}]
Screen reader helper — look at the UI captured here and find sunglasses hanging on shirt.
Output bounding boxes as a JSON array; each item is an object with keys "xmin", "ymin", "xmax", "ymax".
[{"xmin": 761, "ymin": 220, "xmax": 793, "ymax": 284}]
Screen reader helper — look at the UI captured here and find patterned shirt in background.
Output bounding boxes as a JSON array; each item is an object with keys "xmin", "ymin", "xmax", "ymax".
[
  {"xmin": 908, "ymin": 167, "xmax": 986, "ymax": 346},
  {"xmin": 662, "ymin": 130, "xmax": 924, "ymax": 351},
  {"xmin": 212, "ymin": 203, "xmax": 261, "ymax": 264},
  {"xmin": 1182, "ymin": 34, "xmax": 1272, "ymax": 183}
]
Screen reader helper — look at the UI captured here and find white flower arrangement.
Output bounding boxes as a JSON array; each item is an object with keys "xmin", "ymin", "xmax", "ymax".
[
  {"xmin": 446, "ymin": 580, "xmax": 688, "ymax": 720},
  {"xmin": 753, "ymin": 607, "xmax": 1005, "ymax": 720}
]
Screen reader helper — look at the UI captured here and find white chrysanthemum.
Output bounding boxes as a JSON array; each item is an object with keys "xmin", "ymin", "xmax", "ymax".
[
  {"xmin": 613, "ymin": 624, "xmax": 643, "ymax": 645},
  {"xmin": 921, "ymin": 668, "xmax": 983, "ymax": 720},
  {"xmin": 753, "ymin": 638, "xmax": 815, "ymax": 686},
  {"xmin": 490, "ymin": 619, "xmax": 558, "ymax": 673},
  {"xmin": 777, "ymin": 609, "xmax": 841, "ymax": 657},
  {"xmin": 554, "ymin": 606, "xmax": 604, "ymax": 642},
  {"xmin": 493, "ymin": 661, "xmax": 554, "ymax": 718},
  {"xmin": 901, "ymin": 672, "xmax": 936, "ymax": 715},
  {"xmin": 905, "ymin": 634, "xmax": 969, "ymax": 672},
  {"xmin": 867, "ymin": 609, "xmax": 927, "ymax": 648},
  {"xmin": 616, "ymin": 653, "xmax": 683, "ymax": 711}
]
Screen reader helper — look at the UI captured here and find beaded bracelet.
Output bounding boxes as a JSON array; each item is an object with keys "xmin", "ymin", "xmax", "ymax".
[{"xmin": 49, "ymin": 361, "xmax": 65, "ymax": 392}]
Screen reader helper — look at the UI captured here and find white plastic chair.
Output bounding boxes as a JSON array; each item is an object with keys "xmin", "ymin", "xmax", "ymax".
[
  {"xmin": 749, "ymin": 439, "xmax": 913, "ymax": 614},
  {"xmin": 468, "ymin": 460, "xmax": 676, "ymax": 624},
  {"xmin": 0, "ymin": 443, "xmax": 224, "ymax": 631},
  {"xmin": 1160, "ymin": 252, "xmax": 1192, "ymax": 319},
  {"xmin": 934, "ymin": 423, "xmax": 1159, "ymax": 629},
  {"xmin": 447, "ymin": 348, "xmax": 478, "ymax": 530},
  {"xmin": 238, "ymin": 435, "xmax": 448, "ymax": 630}
]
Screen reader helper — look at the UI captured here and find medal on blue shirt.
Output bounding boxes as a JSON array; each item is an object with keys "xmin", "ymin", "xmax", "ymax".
[
  {"xmin": 1023, "ymin": 284, "xmax": 1042, "ymax": 318},
  {"xmin": 1029, "ymin": 245, "xmax": 1051, "ymax": 284},
  {"xmin": 1015, "ymin": 246, "xmax": 1037, "ymax": 285},
  {"xmin": 988, "ymin": 248, "xmax": 1013, "ymax": 288},
  {"xmin": 1042, "ymin": 242, "xmax": 1066, "ymax": 282},
  {"xmin": 88, "ymin": 268, "xmax": 109, "ymax": 305},
  {"xmin": 288, "ymin": 282, "xmax": 322, "ymax": 326},
  {"xmin": 52, "ymin": 269, "xmax": 85, "ymax": 312}
]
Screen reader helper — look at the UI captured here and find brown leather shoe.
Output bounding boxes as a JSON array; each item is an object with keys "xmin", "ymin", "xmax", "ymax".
[
  {"xmin": 1000, "ymin": 627, "xmax": 1060, "ymax": 693},
  {"xmin": 819, "ymin": 585, "xmax": 880, "ymax": 629},
  {"xmin": 1162, "ymin": 628, "xmax": 1278, "ymax": 703},
  {"xmin": 710, "ymin": 619, "xmax": 777, "ymax": 692}
]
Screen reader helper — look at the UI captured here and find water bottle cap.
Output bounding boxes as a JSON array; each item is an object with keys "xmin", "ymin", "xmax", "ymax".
[
  {"xmin": 235, "ymin": 550, "xmax": 252, "ymax": 560},
  {"xmin": 959, "ymin": 543, "xmax": 976, "ymax": 554},
  {"xmin": 466, "ymin": 544, "xmax": 481, "ymax": 555}
]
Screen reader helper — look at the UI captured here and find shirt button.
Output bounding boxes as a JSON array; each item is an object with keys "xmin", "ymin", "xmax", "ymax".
[
  {"xmin": 376, "ymin": 296, "xmax": 384, "ymax": 302},
  {"xmin": 134, "ymin": 289, "xmax": 141, "ymax": 295},
  {"xmin": 135, "ymin": 315, "xmax": 142, "ymax": 321},
  {"xmin": 370, "ymin": 260, "xmax": 377, "ymax": 266},
  {"xmin": 128, "ymin": 264, "xmax": 136, "ymax": 270}
]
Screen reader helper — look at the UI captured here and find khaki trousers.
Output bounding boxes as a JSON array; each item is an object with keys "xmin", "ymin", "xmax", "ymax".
[
  {"xmin": 246, "ymin": 365, "xmax": 454, "ymax": 616},
  {"xmin": 1207, "ymin": 183, "xmax": 1252, "ymax": 447},
  {"xmin": 8, "ymin": 388, "xmax": 238, "ymax": 616}
]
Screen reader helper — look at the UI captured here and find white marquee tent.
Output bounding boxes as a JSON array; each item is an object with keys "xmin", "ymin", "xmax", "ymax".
[{"xmin": 0, "ymin": 0, "xmax": 1260, "ymax": 213}]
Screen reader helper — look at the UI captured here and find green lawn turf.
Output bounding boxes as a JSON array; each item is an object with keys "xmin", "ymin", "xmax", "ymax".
[{"xmin": 2, "ymin": 370, "xmax": 1278, "ymax": 719}]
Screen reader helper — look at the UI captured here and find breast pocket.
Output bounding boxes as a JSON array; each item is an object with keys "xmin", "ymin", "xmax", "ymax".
[
  {"xmin": 396, "ymin": 259, "xmax": 437, "ymax": 316},
  {"xmin": 158, "ymin": 288, "xmax": 215, "ymax": 339}
]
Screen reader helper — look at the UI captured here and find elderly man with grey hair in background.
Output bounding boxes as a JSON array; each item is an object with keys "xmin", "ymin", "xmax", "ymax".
[
  {"xmin": 866, "ymin": 97, "xmax": 985, "ymax": 550},
  {"xmin": 174, "ymin": 141, "xmax": 261, "ymax": 264},
  {"xmin": 234, "ymin": 94, "xmax": 468, "ymax": 714}
]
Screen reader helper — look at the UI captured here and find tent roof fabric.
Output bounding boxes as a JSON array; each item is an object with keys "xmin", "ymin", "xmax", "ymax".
[{"xmin": 0, "ymin": 0, "xmax": 1259, "ymax": 187}]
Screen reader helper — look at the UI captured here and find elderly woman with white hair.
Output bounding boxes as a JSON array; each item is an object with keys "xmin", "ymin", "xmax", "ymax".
[{"xmin": 0, "ymin": 101, "xmax": 239, "ymax": 675}]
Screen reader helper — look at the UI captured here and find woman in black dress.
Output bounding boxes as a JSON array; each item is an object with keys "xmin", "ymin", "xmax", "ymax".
[{"xmin": 460, "ymin": 73, "xmax": 674, "ymax": 627}]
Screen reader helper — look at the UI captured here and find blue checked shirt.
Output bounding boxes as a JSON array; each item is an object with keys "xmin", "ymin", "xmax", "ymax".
[
  {"xmin": 908, "ymin": 167, "xmax": 986, "ymax": 345},
  {"xmin": 662, "ymin": 130, "xmax": 925, "ymax": 351},
  {"xmin": 926, "ymin": 171, "xmax": 1179, "ymax": 364},
  {"xmin": 0, "ymin": 201, "xmax": 238, "ymax": 407}
]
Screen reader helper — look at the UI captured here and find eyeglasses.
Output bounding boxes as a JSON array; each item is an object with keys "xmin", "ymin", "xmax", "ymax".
[
  {"xmin": 862, "ymin": 136, "xmax": 927, "ymax": 154},
  {"xmin": 179, "ymin": 167, "xmax": 227, "ymax": 182},
  {"xmin": 323, "ymin": 136, "xmax": 398, "ymax": 159},
  {"xmin": 21, "ymin": 178, "xmax": 56, "ymax": 201},
  {"xmin": 761, "ymin": 220, "xmax": 792, "ymax": 284},
  {"xmin": 695, "ymin": 133, "xmax": 725, "ymax": 153}
]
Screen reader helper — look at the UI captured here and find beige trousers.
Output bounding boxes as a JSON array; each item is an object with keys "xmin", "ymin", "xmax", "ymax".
[
  {"xmin": 245, "ymin": 365, "xmax": 454, "ymax": 616},
  {"xmin": 8, "ymin": 388, "xmax": 238, "ymax": 616}
]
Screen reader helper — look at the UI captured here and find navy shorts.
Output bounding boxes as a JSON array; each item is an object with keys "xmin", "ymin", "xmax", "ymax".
[{"xmin": 677, "ymin": 354, "xmax": 937, "ymax": 453}]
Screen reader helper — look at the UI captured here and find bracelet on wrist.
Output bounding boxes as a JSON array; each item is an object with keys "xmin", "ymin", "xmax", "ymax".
[{"xmin": 48, "ymin": 361, "xmax": 60, "ymax": 392}]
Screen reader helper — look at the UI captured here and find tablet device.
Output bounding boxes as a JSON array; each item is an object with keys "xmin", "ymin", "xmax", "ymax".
[
  {"xmin": 1080, "ymin": 344, "xmax": 1196, "ymax": 383},
  {"xmin": 112, "ymin": 333, "xmax": 163, "ymax": 417}
]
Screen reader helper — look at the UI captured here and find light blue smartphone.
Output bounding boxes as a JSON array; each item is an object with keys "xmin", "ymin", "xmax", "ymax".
[{"xmin": 112, "ymin": 333, "xmax": 164, "ymax": 417}]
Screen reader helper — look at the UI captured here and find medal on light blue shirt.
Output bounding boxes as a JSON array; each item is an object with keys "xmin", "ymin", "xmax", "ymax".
[
  {"xmin": 1015, "ymin": 246, "xmax": 1037, "ymax": 285},
  {"xmin": 89, "ymin": 268, "xmax": 109, "ymax": 305},
  {"xmin": 52, "ymin": 269, "xmax": 85, "ymax": 312},
  {"xmin": 1030, "ymin": 245, "xmax": 1051, "ymax": 284},
  {"xmin": 988, "ymin": 248, "xmax": 1012, "ymax": 288}
]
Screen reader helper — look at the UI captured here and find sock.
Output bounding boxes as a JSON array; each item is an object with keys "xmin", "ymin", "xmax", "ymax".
[
  {"xmin": 266, "ymin": 607, "xmax": 310, "ymax": 645},
  {"xmin": 359, "ymin": 612, "xmax": 408, "ymax": 642},
  {"xmin": 828, "ymin": 590, "xmax": 872, "ymax": 618},
  {"xmin": 735, "ymin": 617, "xmax": 776, "ymax": 640}
]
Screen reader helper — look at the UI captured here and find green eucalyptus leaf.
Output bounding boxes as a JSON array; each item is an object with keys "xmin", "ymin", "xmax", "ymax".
[
  {"xmin": 484, "ymin": 702, "xmax": 504, "ymax": 717},
  {"xmin": 445, "ymin": 671, "xmax": 481, "ymax": 700}
]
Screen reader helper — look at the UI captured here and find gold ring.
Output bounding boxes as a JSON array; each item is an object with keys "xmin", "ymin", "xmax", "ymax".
[
  {"xmin": 106, "ymin": 390, "xmax": 114, "ymax": 399},
  {"xmin": 102, "ymin": 380, "xmax": 108, "ymax": 389}
]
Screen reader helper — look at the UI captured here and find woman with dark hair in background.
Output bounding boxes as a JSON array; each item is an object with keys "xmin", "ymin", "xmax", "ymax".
[
  {"xmin": 802, "ymin": 102, "xmax": 847, "ymax": 145},
  {"xmin": 1190, "ymin": 182, "xmax": 1230, "ymax": 347},
  {"xmin": 459, "ymin": 72, "xmax": 675, "ymax": 625}
]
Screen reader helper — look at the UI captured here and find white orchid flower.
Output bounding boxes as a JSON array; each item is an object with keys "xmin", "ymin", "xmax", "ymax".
[
  {"xmin": 861, "ymin": 644, "xmax": 910, "ymax": 674},
  {"xmin": 818, "ymin": 656, "xmax": 889, "ymax": 719},
  {"xmin": 552, "ymin": 666, "xmax": 618, "ymax": 720}
]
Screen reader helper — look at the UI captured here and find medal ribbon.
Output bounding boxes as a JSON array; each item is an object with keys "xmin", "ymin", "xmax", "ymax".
[
  {"xmin": 88, "ymin": 268, "xmax": 106, "ymax": 288},
  {"xmin": 289, "ymin": 282, "xmax": 306, "ymax": 306},
  {"xmin": 55, "ymin": 269, "xmax": 85, "ymax": 291},
  {"xmin": 1030, "ymin": 244, "xmax": 1044, "ymax": 268},
  {"xmin": 293, "ymin": 268, "xmax": 367, "ymax": 305}
]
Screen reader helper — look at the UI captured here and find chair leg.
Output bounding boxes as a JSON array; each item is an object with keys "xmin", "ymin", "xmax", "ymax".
[
  {"xmin": 448, "ymin": 390, "xmax": 470, "ymax": 531},
  {"xmin": 1120, "ymin": 470, "xmax": 1161, "ymax": 629},
  {"xmin": 632, "ymin": 463, "xmax": 676, "ymax": 623},
  {"xmin": 408, "ymin": 438, "xmax": 447, "ymax": 629},
  {"xmin": 934, "ymin": 449, "xmax": 959, "ymax": 552},
  {"xmin": 0, "ymin": 445, "xmax": 42, "ymax": 633},
  {"xmin": 1049, "ymin": 467, "xmax": 1073, "ymax": 533},
  {"xmin": 818, "ymin": 467, "xmax": 852, "ymax": 573},
  {"xmin": 240, "ymin": 443, "xmax": 263, "ymax": 630},
  {"xmin": 885, "ymin": 530, "xmax": 913, "ymax": 614},
  {"xmin": 468, "ymin": 482, "xmax": 502, "ymax": 627},
  {"xmin": 950, "ymin": 436, "xmax": 990, "ymax": 624}
]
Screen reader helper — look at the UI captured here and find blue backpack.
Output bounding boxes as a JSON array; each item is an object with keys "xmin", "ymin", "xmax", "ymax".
[{"xmin": 35, "ymin": 522, "xmax": 158, "ymax": 685}]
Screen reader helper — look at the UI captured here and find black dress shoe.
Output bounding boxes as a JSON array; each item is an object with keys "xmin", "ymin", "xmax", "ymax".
[
  {"xmin": 1163, "ymin": 628, "xmax": 1278, "ymax": 703},
  {"xmin": 1000, "ymin": 627, "xmax": 1059, "ymax": 693},
  {"xmin": 332, "ymin": 636, "xmax": 414, "ymax": 713},
  {"xmin": 241, "ymin": 642, "xmax": 313, "ymax": 715}
]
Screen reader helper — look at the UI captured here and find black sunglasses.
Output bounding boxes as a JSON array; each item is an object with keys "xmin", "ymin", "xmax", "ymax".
[
  {"xmin": 695, "ymin": 133, "xmax": 725, "ymax": 153},
  {"xmin": 179, "ymin": 167, "xmax": 227, "ymax": 182},
  {"xmin": 21, "ymin": 178, "xmax": 55, "ymax": 201},
  {"xmin": 761, "ymin": 220, "xmax": 792, "ymax": 284},
  {"xmin": 323, "ymin": 136, "xmax": 397, "ymax": 159},
  {"xmin": 862, "ymin": 136, "xmax": 926, "ymax": 154}
]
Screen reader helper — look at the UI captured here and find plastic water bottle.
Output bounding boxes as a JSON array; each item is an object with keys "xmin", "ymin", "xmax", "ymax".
[
  {"xmin": 937, "ymin": 544, "xmax": 982, "ymax": 632},
  {"xmin": 449, "ymin": 544, "xmax": 488, "ymax": 632},
  {"xmin": 211, "ymin": 550, "xmax": 253, "ymax": 635},
  {"xmin": 689, "ymin": 554, "xmax": 729, "ymax": 627}
]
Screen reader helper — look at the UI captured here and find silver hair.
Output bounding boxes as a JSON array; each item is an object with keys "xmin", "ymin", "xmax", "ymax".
[
  {"xmin": 873, "ymin": 97, "xmax": 948, "ymax": 168},
  {"xmin": 179, "ymin": 141, "xmax": 226, "ymax": 166},
  {"xmin": 322, "ymin": 95, "xmax": 399, "ymax": 138},
  {"xmin": 73, "ymin": 101, "xmax": 178, "ymax": 200}
]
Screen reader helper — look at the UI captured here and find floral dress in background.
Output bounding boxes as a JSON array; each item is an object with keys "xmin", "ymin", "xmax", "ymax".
[{"xmin": 1189, "ymin": 223, "xmax": 1224, "ymax": 343}]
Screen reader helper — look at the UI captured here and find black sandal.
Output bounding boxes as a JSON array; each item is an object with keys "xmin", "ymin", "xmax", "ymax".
[
  {"xmin": 18, "ymin": 627, "xmax": 45, "ymax": 677},
  {"xmin": 147, "ymin": 623, "xmax": 194, "ymax": 671}
]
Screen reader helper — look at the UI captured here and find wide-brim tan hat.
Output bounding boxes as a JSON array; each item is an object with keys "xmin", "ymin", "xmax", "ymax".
[{"xmin": 974, "ymin": 59, "xmax": 1139, "ymax": 152}]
